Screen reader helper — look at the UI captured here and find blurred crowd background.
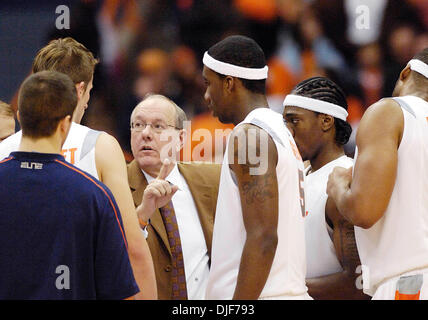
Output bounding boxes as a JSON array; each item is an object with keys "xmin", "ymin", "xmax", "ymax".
[{"xmin": 1, "ymin": 0, "xmax": 427, "ymax": 160}]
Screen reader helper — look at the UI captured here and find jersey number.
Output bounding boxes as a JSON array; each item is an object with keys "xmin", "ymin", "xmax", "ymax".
[
  {"xmin": 288, "ymin": 138, "xmax": 305, "ymax": 217},
  {"xmin": 298, "ymin": 168, "xmax": 305, "ymax": 217}
]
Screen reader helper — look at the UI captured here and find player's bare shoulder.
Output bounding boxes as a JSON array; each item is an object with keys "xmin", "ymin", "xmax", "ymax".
[
  {"xmin": 356, "ymin": 98, "xmax": 404, "ymax": 149},
  {"xmin": 361, "ymin": 98, "xmax": 404, "ymax": 129},
  {"xmin": 94, "ymin": 132, "xmax": 127, "ymax": 180}
]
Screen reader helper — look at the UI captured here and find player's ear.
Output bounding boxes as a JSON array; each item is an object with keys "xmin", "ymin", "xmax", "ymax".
[
  {"xmin": 319, "ymin": 114, "xmax": 335, "ymax": 131},
  {"xmin": 399, "ymin": 65, "xmax": 411, "ymax": 82},
  {"xmin": 16, "ymin": 110, "xmax": 20, "ymax": 123},
  {"xmin": 56, "ymin": 115, "xmax": 72, "ymax": 147},
  {"xmin": 224, "ymin": 76, "xmax": 235, "ymax": 94},
  {"xmin": 58, "ymin": 115, "xmax": 72, "ymax": 134},
  {"xmin": 75, "ymin": 82, "xmax": 85, "ymax": 100}
]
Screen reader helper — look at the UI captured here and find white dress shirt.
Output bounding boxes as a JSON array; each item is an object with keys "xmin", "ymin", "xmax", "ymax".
[{"xmin": 142, "ymin": 164, "xmax": 210, "ymax": 300}]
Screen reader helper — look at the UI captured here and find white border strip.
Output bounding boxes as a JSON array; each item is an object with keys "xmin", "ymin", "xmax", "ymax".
[
  {"xmin": 202, "ymin": 51, "xmax": 268, "ymax": 80},
  {"xmin": 283, "ymin": 94, "xmax": 348, "ymax": 121},
  {"xmin": 409, "ymin": 59, "xmax": 428, "ymax": 79}
]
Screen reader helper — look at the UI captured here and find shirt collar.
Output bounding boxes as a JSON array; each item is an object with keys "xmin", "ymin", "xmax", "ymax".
[
  {"xmin": 10, "ymin": 151, "xmax": 65, "ymax": 162},
  {"xmin": 306, "ymin": 155, "xmax": 349, "ymax": 177}
]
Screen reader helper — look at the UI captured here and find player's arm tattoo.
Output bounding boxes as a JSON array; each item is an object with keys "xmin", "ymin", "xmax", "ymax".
[
  {"xmin": 336, "ymin": 218, "xmax": 361, "ymax": 271},
  {"xmin": 230, "ymin": 125, "xmax": 277, "ymax": 205},
  {"xmin": 241, "ymin": 173, "xmax": 275, "ymax": 205},
  {"xmin": 327, "ymin": 196, "xmax": 362, "ymax": 272}
]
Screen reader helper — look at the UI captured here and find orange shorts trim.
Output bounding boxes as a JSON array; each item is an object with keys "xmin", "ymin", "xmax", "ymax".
[{"xmin": 395, "ymin": 290, "xmax": 420, "ymax": 300}]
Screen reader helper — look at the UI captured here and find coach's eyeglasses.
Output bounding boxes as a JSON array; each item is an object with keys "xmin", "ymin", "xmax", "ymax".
[{"xmin": 131, "ymin": 121, "xmax": 180, "ymax": 134}]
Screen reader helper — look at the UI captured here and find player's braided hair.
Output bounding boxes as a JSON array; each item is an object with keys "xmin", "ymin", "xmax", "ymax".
[{"xmin": 292, "ymin": 77, "xmax": 352, "ymax": 146}]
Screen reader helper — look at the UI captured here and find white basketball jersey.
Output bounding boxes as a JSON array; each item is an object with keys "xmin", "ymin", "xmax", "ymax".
[
  {"xmin": 305, "ymin": 155, "xmax": 353, "ymax": 278},
  {"xmin": 0, "ymin": 122, "xmax": 101, "ymax": 179},
  {"xmin": 0, "ymin": 130, "xmax": 21, "ymax": 161},
  {"xmin": 205, "ymin": 108, "xmax": 308, "ymax": 299},
  {"xmin": 355, "ymin": 96, "xmax": 428, "ymax": 296}
]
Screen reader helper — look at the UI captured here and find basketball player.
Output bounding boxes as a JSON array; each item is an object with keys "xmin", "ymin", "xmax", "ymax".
[
  {"xmin": 203, "ymin": 35, "xmax": 310, "ymax": 300},
  {"xmin": 283, "ymin": 77, "xmax": 367, "ymax": 299},
  {"xmin": 0, "ymin": 101, "xmax": 15, "ymax": 142},
  {"xmin": 327, "ymin": 48, "xmax": 428, "ymax": 299},
  {"xmin": 0, "ymin": 71, "xmax": 138, "ymax": 299},
  {"xmin": 0, "ymin": 38, "xmax": 157, "ymax": 299}
]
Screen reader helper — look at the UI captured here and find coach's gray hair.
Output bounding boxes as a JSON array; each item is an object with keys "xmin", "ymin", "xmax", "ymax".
[{"xmin": 130, "ymin": 93, "xmax": 187, "ymax": 129}]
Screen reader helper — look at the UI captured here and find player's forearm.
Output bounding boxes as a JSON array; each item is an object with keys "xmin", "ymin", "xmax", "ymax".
[
  {"xmin": 334, "ymin": 187, "xmax": 382, "ymax": 229},
  {"xmin": 118, "ymin": 203, "xmax": 158, "ymax": 299},
  {"xmin": 328, "ymin": 168, "xmax": 368, "ymax": 228},
  {"xmin": 232, "ymin": 233, "xmax": 278, "ymax": 300},
  {"xmin": 332, "ymin": 187, "xmax": 359, "ymax": 225},
  {"xmin": 127, "ymin": 233, "xmax": 158, "ymax": 299},
  {"xmin": 306, "ymin": 271, "xmax": 368, "ymax": 300},
  {"xmin": 330, "ymin": 179, "xmax": 366, "ymax": 228}
]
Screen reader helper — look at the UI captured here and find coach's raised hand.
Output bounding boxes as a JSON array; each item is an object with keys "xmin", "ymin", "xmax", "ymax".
[{"xmin": 136, "ymin": 158, "xmax": 179, "ymax": 225}]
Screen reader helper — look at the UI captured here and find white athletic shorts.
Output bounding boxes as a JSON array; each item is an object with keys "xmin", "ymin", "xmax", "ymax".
[
  {"xmin": 372, "ymin": 267, "xmax": 428, "ymax": 300},
  {"xmin": 259, "ymin": 292, "xmax": 313, "ymax": 300}
]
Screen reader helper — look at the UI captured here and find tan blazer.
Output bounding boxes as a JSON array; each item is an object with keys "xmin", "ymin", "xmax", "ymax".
[{"xmin": 127, "ymin": 160, "xmax": 221, "ymax": 299}]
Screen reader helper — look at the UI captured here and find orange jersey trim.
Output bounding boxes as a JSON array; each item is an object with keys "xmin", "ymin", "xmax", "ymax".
[
  {"xmin": 54, "ymin": 159, "xmax": 128, "ymax": 249},
  {"xmin": 0, "ymin": 157, "xmax": 13, "ymax": 165}
]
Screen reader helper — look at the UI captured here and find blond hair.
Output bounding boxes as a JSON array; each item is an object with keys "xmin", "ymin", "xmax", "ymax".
[
  {"xmin": 0, "ymin": 100, "xmax": 13, "ymax": 118},
  {"xmin": 32, "ymin": 37, "xmax": 98, "ymax": 88}
]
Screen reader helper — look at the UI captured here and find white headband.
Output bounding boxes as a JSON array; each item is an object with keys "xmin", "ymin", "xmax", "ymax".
[
  {"xmin": 202, "ymin": 51, "xmax": 268, "ymax": 80},
  {"xmin": 283, "ymin": 94, "xmax": 348, "ymax": 121},
  {"xmin": 408, "ymin": 59, "xmax": 428, "ymax": 79}
]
